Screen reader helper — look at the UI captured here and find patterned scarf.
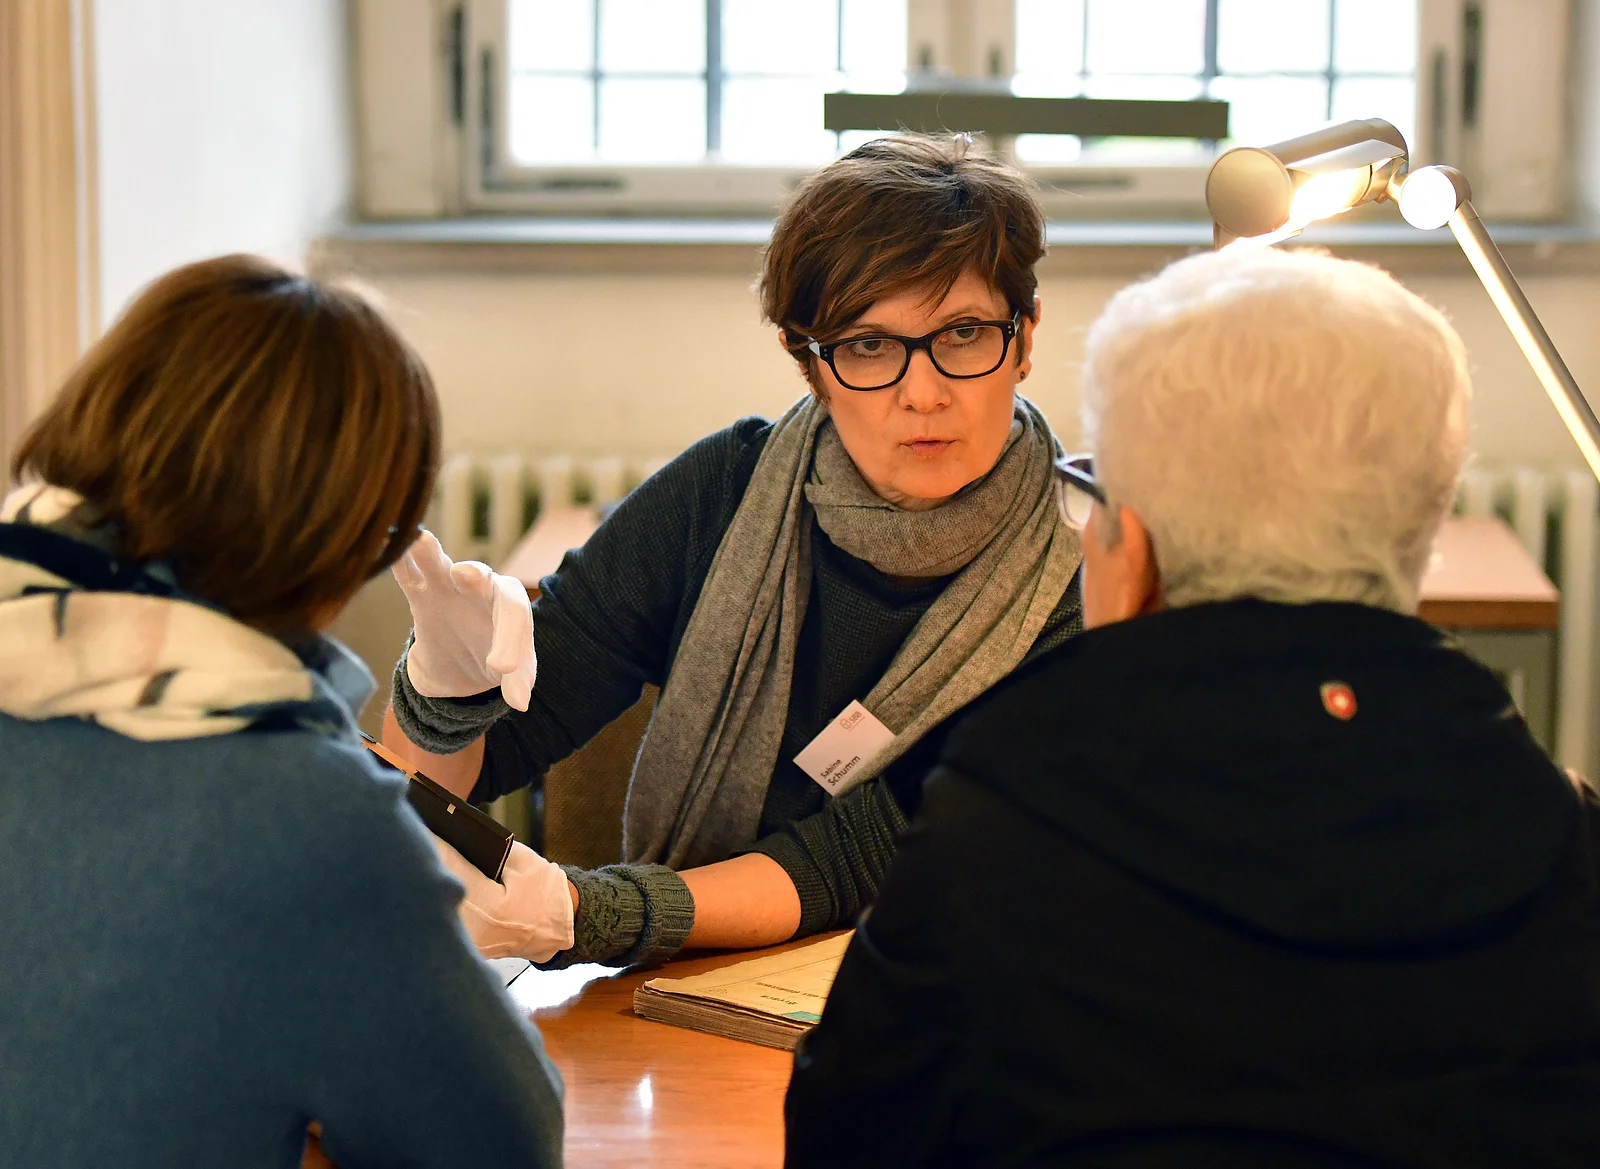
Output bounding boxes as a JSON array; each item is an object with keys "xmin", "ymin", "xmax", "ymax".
[{"xmin": 0, "ymin": 485, "xmax": 371, "ymax": 741}]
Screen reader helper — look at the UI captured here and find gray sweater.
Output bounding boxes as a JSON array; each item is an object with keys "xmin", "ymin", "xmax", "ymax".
[{"xmin": 393, "ymin": 417, "xmax": 1081, "ymax": 966}]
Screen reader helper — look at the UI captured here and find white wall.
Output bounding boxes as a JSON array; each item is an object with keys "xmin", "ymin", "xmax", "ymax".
[
  {"xmin": 93, "ymin": 0, "xmax": 351, "ymax": 326},
  {"xmin": 91, "ymin": 0, "xmax": 369, "ymax": 707},
  {"xmin": 359, "ymin": 264, "xmax": 1600, "ymax": 474}
]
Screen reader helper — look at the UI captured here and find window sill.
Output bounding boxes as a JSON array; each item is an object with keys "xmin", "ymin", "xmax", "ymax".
[{"xmin": 310, "ymin": 217, "xmax": 1600, "ymax": 279}]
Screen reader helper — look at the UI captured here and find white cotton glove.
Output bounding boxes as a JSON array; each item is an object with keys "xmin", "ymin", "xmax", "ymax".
[
  {"xmin": 432, "ymin": 837, "xmax": 576, "ymax": 963},
  {"xmin": 392, "ymin": 530, "xmax": 537, "ymax": 711}
]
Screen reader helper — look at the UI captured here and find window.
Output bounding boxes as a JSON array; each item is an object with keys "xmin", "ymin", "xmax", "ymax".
[
  {"xmin": 354, "ymin": 0, "xmax": 1572, "ymax": 220},
  {"xmin": 497, "ymin": 0, "xmax": 1411, "ymax": 169},
  {"xmin": 507, "ymin": 0, "xmax": 906, "ymax": 166},
  {"xmin": 1013, "ymin": 0, "xmax": 1415, "ymax": 164}
]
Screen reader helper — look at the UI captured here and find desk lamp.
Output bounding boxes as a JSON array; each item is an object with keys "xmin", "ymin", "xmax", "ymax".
[{"xmin": 1206, "ymin": 117, "xmax": 1600, "ymax": 484}]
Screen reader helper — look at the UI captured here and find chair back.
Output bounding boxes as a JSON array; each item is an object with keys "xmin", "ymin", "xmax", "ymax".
[{"xmin": 540, "ymin": 686, "xmax": 656, "ymax": 867}]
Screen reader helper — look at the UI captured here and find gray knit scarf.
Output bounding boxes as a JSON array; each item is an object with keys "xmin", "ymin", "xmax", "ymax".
[{"xmin": 623, "ymin": 393, "xmax": 1079, "ymax": 868}]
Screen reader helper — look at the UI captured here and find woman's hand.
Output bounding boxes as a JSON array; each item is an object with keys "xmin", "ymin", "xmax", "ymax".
[
  {"xmin": 433, "ymin": 837, "xmax": 576, "ymax": 962},
  {"xmin": 393, "ymin": 530, "xmax": 537, "ymax": 711}
]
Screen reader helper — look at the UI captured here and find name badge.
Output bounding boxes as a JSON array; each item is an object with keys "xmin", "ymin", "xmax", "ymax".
[{"xmin": 794, "ymin": 700, "xmax": 897, "ymax": 796}]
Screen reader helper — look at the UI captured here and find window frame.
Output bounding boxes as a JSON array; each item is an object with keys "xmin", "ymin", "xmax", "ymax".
[
  {"xmin": 461, "ymin": 0, "xmax": 1236, "ymax": 217},
  {"xmin": 463, "ymin": 0, "xmax": 813, "ymax": 215}
]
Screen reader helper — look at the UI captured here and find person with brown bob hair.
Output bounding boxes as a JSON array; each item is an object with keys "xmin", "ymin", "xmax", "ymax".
[
  {"xmin": 385, "ymin": 135, "xmax": 1084, "ymax": 971},
  {"xmin": 0, "ymin": 255, "xmax": 563, "ymax": 1167}
]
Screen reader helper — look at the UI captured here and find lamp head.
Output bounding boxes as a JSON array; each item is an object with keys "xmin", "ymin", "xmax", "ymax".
[
  {"xmin": 1207, "ymin": 118, "xmax": 1410, "ymax": 247},
  {"xmin": 1396, "ymin": 165, "xmax": 1472, "ymax": 230}
]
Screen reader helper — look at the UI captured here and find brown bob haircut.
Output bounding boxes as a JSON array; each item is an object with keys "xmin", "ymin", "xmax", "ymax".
[
  {"xmin": 759, "ymin": 134, "xmax": 1046, "ymax": 379},
  {"xmin": 12, "ymin": 254, "xmax": 441, "ymax": 634}
]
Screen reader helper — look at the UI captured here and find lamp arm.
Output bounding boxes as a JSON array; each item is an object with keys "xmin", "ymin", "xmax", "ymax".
[{"xmin": 1448, "ymin": 200, "xmax": 1600, "ymax": 483}]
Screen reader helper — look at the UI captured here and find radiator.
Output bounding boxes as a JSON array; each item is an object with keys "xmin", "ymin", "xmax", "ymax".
[
  {"xmin": 1457, "ymin": 465, "xmax": 1599, "ymax": 775},
  {"xmin": 436, "ymin": 453, "xmax": 1600, "ymax": 777},
  {"xmin": 432, "ymin": 451, "xmax": 674, "ymax": 568}
]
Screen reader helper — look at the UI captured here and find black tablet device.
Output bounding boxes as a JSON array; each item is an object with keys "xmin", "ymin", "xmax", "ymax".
[{"xmin": 360, "ymin": 733, "xmax": 514, "ymax": 882}]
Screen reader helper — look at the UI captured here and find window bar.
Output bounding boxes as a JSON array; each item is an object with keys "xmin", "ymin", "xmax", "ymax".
[
  {"xmin": 1202, "ymin": 0, "xmax": 1220, "ymax": 149},
  {"xmin": 1324, "ymin": 0, "xmax": 1338, "ymax": 120},
  {"xmin": 705, "ymin": 0, "xmax": 723, "ymax": 157},
  {"xmin": 1079, "ymin": 2, "xmax": 1089, "ymax": 93},
  {"xmin": 834, "ymin": 0, "xmax": 845, "ymax": 153},
  {"xmin": 1202, "ymin": 0, "xmax": 1219, "ymax": 89},
  {"xmin": 591, "ymin": 0, "xmax": 603, "ymax": 153}
]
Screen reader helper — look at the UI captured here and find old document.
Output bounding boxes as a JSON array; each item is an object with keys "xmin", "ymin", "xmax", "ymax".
[{"xmin": 632, "ymin": 932, "xmax": 852, "ymax": 1050}]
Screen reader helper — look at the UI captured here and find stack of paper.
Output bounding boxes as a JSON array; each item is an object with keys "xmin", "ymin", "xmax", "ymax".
[{"xmin": 632, "ymin": 932, "xmax": 852, "ymax": 1051}]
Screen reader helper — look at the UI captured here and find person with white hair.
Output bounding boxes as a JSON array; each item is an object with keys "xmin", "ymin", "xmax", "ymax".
[{"xmin": 783, "ymin": 247, "xmax": 1600, "ymax": 1168}]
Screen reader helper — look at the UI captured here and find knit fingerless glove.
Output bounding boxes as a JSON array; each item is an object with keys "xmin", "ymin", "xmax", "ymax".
[{"xmin": 538, "ymin": 863, "xmax": 696, "ymax": 969}]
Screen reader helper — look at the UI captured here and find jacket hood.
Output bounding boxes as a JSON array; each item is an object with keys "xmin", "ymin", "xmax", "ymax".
[{"xmin": 945, "ymin": 600, "xmax": 1579, "ymax": 949}]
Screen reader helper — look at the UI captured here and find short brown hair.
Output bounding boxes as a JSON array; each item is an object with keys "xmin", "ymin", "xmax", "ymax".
[
  {"xmin": 13, "ymin": 254, "xmax": 441, "ymax": 633},
  {"xmin": 759, "ymin": 134, "xmax": 1046, "ymax": 373}
]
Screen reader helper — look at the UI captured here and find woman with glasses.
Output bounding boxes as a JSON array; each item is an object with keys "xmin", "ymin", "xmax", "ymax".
[{"xmin": 385, "ymin": 135, "xmax": 1083, "ymax": 969}]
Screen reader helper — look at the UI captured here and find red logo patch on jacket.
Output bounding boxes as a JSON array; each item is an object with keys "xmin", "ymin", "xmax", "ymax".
[{"xmin": 1320, "ymin": 681, "xmax": 1357, "ymax": 721}]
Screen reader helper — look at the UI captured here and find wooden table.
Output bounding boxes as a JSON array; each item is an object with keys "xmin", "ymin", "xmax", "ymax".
[
  {"xmin": 1418, "ymin": 516, "xmax": 1559, "ymax": 629},
  {"xmin": 502, "ymin": 505, "xmax": 603, "ymax": 599},
  {"xmin": 504, "ymin": 512, "xmax": 1558, "ymax": 626},
  {"xmin": 484, "ymin": 513, "xmax": 1564, "ymax": 1167},
  {"xmin": 500, "ymin": 510, "xmax": 1565, "ymax": 748},
  {"xmin": 504, "ymin": 940, "xmax": 821, "ymax": 1168}
]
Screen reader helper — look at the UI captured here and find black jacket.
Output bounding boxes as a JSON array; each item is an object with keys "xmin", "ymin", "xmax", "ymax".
[{"xmin": 785, "ymin": 600, "xmax": 1600, "ymax": 1168}]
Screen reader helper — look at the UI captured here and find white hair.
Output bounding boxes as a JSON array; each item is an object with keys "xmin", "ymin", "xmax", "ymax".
[{"xmin": 1081, "ymin": 247, "xmax": 1471, "ymax": 613}]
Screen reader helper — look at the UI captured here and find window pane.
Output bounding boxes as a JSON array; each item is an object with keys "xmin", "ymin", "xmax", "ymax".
[
  {"xmin": 1209, "ymin": 75, "xmax": 1329, "ymax": 144},
  {"xmin": 724, "ymin": 0, "xmax": 835, "ymax": 74},
  {"xmin": 721, "ymin": 77, "xmax": 837, "ymax": 162},
  {"xmin": 1082, "ymin": 137, "xmax": 1213, "ymax": 162},
  {"xmin": 841, "ymin": 68, "xmax": 908, "ymax": 97},
  {"xmin": 510, "ymin": 76, "xmax": 595, "ymax": 163},
  {"xmin": 1085, "ymin": 0, "xmax": 1205, "ymax": 75},
  {"xmin": 511, "ymin": 0, "xmax": 594, "ymax": 73},
  {"xmin": 1330, "ymin": 76, "xmax": 1415, "ymax": 145},
  {"xmin": 1014, "ymin": 134, "xmax": 1083, "ymax": 164},
  {"xmin": 1218, "ymin": 0, "xmax": 1329, "ymax": 74},
  {"xmin": 1083, "ymin": 74, "xmax": 1204, "ymax": 101},
  {"xmin": 1012, "ymin": 72, "xmax": 1083, "ymax": 98},
  {"xmin": 599, "ymin": 0, "xmax": 704, "ymax": 74},
  {"xmin": 1334, "ymin": 0, "xmax": 1417, "ymax": 73},
  {"xmin": 838, "ymin": 129, "xmax": 885, "ymax": 153},
  {"xmin": 1015, "ymin": 0, "xmax": 1085, "ymax": 83},
  {"xmin": 597, "ymin": 78, "xmax": 705, "ymax": 161},
  {"xmin": 840, "ymin": 0, "xmax": 906, "ymax": 81}
]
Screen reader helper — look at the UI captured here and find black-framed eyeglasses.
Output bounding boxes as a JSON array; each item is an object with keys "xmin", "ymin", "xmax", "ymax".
[
  {"xmin": 1053, "ymin": 453, "xmax": 1105, "ymax": 531},
  {"xmin": 797, "ymin": 311, "xmax": 1022, "ymax": 391}
]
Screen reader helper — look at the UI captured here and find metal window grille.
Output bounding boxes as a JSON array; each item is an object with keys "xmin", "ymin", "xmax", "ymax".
[
  {"xmin": 508, "ymin": 0, "xmax": 891, "ymax": 164},
  {"xmin": 509, "ymin": 0, "xmax": 1414, "ymax": 166}
]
